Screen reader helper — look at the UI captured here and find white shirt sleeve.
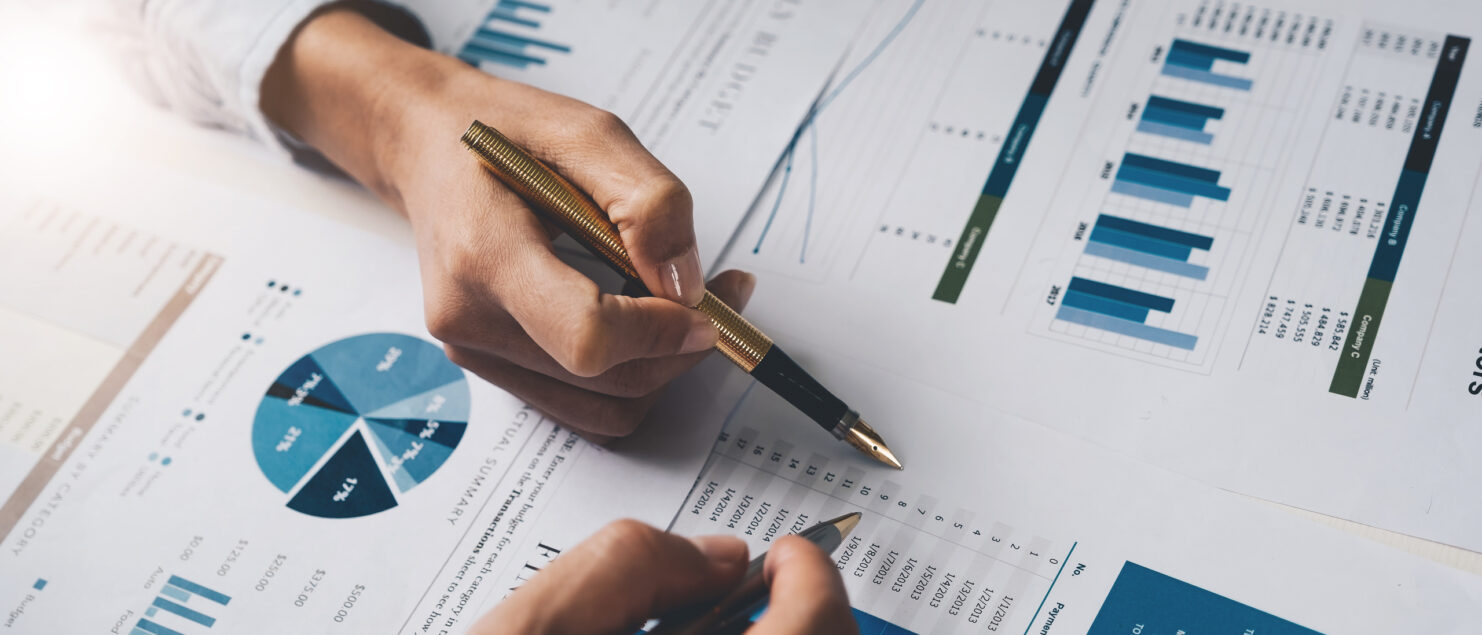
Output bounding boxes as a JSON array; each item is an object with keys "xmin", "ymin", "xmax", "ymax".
[{"xmin": 106, "ymin": 0, "xmax": 498, "ymax": 155}]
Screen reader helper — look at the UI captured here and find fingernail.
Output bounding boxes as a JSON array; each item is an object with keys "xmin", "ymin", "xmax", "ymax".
[
  {"xmin": 657, "ymin": 246, "xmax": 704, "ymax": 306},
  {"xmin": 690, "ymin": 535, "xmax": 747, "ymax": 566},
  {"xmin": 680, "ymin": 317, "xmax": 717, "ymax": 354}
]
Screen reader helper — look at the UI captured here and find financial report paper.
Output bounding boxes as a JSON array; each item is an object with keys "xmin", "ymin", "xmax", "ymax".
[
  {"xmin": 0, "ymin": 170, "xmax": 743, "ymax": 634},
  {"xmin": 416, "ymin": 0, "xmax": 874, "ymax": 268},
  {"xmin": 719, "ymin": 0, "xmax": 1482, "ymax": 550}
]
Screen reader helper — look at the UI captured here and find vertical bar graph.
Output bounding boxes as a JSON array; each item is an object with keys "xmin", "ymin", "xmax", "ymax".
[
  {"xmin": 1086, "ymin": 214, "xmax": 1213, "ymax": 280},
  {"xmin": 458, "ymin": 1, "xmax": 572, "ymax": 70},
  {"xmin": 1056, "ymin": 277, "xmax": 1197, "ymax": 350},
  {"xmin": 132, "ymin": 575, "xmax": 231, "ymax": 635},
  {"xmin": 1162, "ymin": 39, "xmax": 1253, "ymax": 90},
  {"xmin": 1112, "ymin": 153, "xmax": 1230, "ymax": 207},
  {"xmin": 1138, "ymin": 95, "xmax": 1223, "ymax": 144}
]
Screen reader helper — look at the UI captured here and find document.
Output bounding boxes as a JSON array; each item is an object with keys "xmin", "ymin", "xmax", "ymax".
[
  {"xmin": 675, "ymin": 354, "xmax": 1482, "ymax": 633},
  {"xmin": 415, "ymin": 0, "xmax": 875, "ymax": 266},
  {"xmin": 0, "ymin": 172, "xmax": 742, "ymax": 634},
  {"xmin": 719, "ymin": 0, "xmax": 1482, "ymax": 549}
]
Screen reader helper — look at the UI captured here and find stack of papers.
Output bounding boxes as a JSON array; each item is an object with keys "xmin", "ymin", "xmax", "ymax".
[{"xmin": 2, "ymin": 0, "xmax": 1481, "ymax": 632}]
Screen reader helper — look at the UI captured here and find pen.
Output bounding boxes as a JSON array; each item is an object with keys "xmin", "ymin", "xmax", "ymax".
[
  {"xmin": 460, "ymin": 120, "xmax": 902, "ymax": 469},
  {"xmin": 648, "ymin": 511, "xmax": 863, "ymax": 635}
]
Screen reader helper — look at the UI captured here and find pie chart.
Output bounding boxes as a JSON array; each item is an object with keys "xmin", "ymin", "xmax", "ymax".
[{"xmin": 251, "ymin": 333, "xmax": 469, "ymax": 519}]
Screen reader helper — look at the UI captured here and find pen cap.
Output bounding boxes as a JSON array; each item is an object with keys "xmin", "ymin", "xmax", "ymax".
[{"xmin": 461, "ymin": 120, "xmax": 641, "ymax": 280}]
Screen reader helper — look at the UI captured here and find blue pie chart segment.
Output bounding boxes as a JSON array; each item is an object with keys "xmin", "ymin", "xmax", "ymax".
[
  {"xmin": 288, "ymin": 430, "xmax": 398, "ymax": 519},
  {"xmin": 310, "ymin": 333, "xmax": 467, "ymax": 415},
  {"xmin": 253, "ymin": 333, "xmax": 470, "ymax": 518}
]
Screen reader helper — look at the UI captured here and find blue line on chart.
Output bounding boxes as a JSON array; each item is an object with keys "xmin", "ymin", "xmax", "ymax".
[
  {"xmin": 801, "ymin": 124, "xmax": 819, "ymax": 263},
  {"xmin": 751, "ymin": 0, "xmax": 925, "ymax": 256},
  {"xmin": 1021, "ymin": 542, "xmax": 1077, "ymax": 635}
]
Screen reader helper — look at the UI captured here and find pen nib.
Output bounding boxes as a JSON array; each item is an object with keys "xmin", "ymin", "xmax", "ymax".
[
  {"xmin": 844, "ymin": 419, "xmax": 903, "ymax": 470},
  {"xmin": 824, "ymin": 511, "xmax": 862, "ymax": 539}
]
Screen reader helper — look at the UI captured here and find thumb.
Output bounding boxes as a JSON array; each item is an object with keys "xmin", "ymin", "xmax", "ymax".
[{"xmin": 474, "ymin": 521, "xmax": 748, "ymax": 634}]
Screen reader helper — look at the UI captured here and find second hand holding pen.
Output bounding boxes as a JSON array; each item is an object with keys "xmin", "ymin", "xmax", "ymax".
[{"xmin": 460, "ymin": 120, "xmax": 901, "ymax": 469}]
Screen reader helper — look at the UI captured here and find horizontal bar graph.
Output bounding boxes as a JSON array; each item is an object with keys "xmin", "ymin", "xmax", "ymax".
[
  {"xmin": 459, "ymin": 1, "xmax": 571, "ymax": 70},
  {"xmin": 1086, "ymin": 214, "xmax": 1212, "ymax": 279},
  {"xmin": 1162, "ymin": 39, "xmax": 1253, "ymax": 90},
  {"xmin": 1112, "ymin": 153, "xmax": 1230, "ymax": 207},
  {"xmin": 1138, "ymin": 95, "xmax": 1223, "ymax": 144},
  {"xmin": 132, "ymin": 575, "xmax": 231, "ymax": 635},
  {"xmin": 1056, "ymin": 277, "xmax": 1197, "ymax": 350}
]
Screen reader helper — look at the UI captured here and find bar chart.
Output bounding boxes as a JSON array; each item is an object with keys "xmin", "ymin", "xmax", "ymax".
[
  {"xmin": 132, "ymin": 575, "xmax": 231, "ymax": 634},
  {"xmin": 1086, "ymin": 563, "xmax": 1318, "ymax": 635},
  {"xmin": 1161, "ymin": 38, "xmax": 1253, "ymax": 90},
  {"xmin": 1112, "ymin": 153, "xmax": 1231, "ymax": 208},
  {"xmin": 1085, "ymin": 214, "xmax": 1213, "ymax": 280},
  {"xmin": 1138, "ymin": 95, "xmax": 1223, "ymax": 145},
  {"xmin": 458, "ymin": 1, "xmax": 572, "ymax": 69},
  {"xmin": 1055, "ymin": 277, "xmax": 1198, "ymax": 350}
]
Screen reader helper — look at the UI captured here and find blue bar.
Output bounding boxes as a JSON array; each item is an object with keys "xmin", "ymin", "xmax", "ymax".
[
  {"xmin": 132, "ymin": 629, "xmax": 156, "ymax": 635},
  {"xmin": 133, "ymin": 619, "xmax": 185, "ymax": 635},
  {"xmin": 32, "ymin": 579, "xmax": 45, "ymax": 591},
  {"xmin": 473, "ymin": 28, "xmax": 571, "ymax": 53},
  {"xmin": 463, "ymin": 41, "xmax": 545, "ymax": 67},
  {"xmin": 1148, "ymin": 95, "xmax": 1224, "ymax": 119},
  {"xmin": 1085, "ymin": 242, "xmax": 1210, "ymax": 280},
  {"xmin": 1171, "ymin": 39, "xmax": 1250, "ymax": 63},
  {"xmin": 158, "ymin": 584, "xmax": 190, "ymax": 603},
  {"xmin": 1137, "ymin": 120, "xmax": 1214, "ymax": 144},
  {"xmin": 1090, "ymin": 225, "xmax": 1191, "ymax": 260},
  {"xmin": 1122, "ymin": 153, "xmax": 1221, "ymax": 183},
  {"xmin": 1068, "ymin": 277, "xmax": 1175, "ymax": 312},
  {"xmin": 1165, "ymin": 47, "xmax": 1215, "ymax": 71},
  {"xmin": 1096, "ymin": 214, "xmax": 1213, "ymax": 250},
  {"xmin": 1117, "ymin": 166, "xmax": 1231, "ymax": 201},
  {"xmin": 1111, "ymin": 180, "xmax": 1194, "ymax": 207},
  {"xmin": 1056, "ymin": 305, "xmax": 1199, "ymax": 350},
  {"xmin": 1063, "ymin": 289, "xmax": 1151, "ymax": 322},
  {"xmin": 1087, "ymin": 563, "xmax": 1317, "ymax": 634},
  {"xmin": 1141, "ymin": 106, "xmax": 1209, "ymax": 130},
  {"xmin": 152, "ymin": 597, "xmax": 215, "ymax": 628},
  {"xmin": 1161, "ymin": 64, "xmax": 1254, "ymax": 90},
  {"xmin": 501, "ymin": 0, "xmax": 551, "ymax": 11},
  {"xmin": 166, "ymin": 575, "xmax": 231, "ymax": 605},
  {"xmin": 488, "ymin": 11, "xmax": 541, "ymax": 28},
  {"xmin": 852, "ymin": 607, "xmax": 892, "ymax": 635}
]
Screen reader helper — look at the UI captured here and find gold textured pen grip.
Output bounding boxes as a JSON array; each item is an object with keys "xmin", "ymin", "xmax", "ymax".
[{"xmin": 461, "ymin": 120, "xmax": 774, "ymax": 370}]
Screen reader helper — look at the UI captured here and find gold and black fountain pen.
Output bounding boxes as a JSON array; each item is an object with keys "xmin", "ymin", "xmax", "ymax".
[{"xmin": 460, "ymin": 121, "xmax": 902, "ymax": 470}]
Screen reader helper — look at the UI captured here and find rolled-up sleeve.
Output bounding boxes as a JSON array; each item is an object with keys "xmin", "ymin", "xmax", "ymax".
[{"xmin": 108, "ymin": 0, "xmax": 334, "ymax": 151}]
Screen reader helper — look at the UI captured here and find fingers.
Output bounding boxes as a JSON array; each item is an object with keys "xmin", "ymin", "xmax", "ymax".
[
  {"xmin": 751, "ymin": 536, "xmax": 857, "ymax": 635},
  {"xmin": 475, "ymin": 520, "xmax": 748, "ymax": 634},
  {"xmin": 517, "ymin": 103, "xmax": 705, "ymax": 306},
  {"xmin": 442, "ymin": 270, "xmax": 756, "ymax": 398}
]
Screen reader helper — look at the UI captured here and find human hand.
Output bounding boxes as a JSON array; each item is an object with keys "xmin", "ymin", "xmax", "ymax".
[
  {"xmin": 470, "ymin": 519, "xmax": 857, "ymax": 635},
  {"xmin": 263, "ymin": 8, "xmax": 754, "ymax": 440}
]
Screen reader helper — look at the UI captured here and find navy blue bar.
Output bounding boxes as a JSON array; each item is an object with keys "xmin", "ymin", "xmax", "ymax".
[
  {"xmin": 980, "ymin": 0, "xmax": 1096, "ymax": 197},
  {"xmin": 1165, "ymin": 47, "xmax": 1215, "ymax": 71},
  {"xmin": 1116, "ymin": 165, "xmax": 1232, "ymax": 201},
  {"xmin": 1097, "ymin": 214, "xmax": 1214, "ymax": 250},
  {"xmin": 1121, "ymin": 153, "xmax": 1221, "ymax": 183},
  {"xmin": 1171, "ymin": 39, "xmax": 1250, "ymax": 64},
  {"xmin": 1090, "ymin": 226, "xmax": 1192, "ymax": 260},
  {"xmin": 1148, "ymin": 95, "xmax": 1224, "ymax": 119},
  {"xmin": 133, "ymin": 619, "xmax": 185, "ymax": 635},
  {"xmin": 1068, "ymin": 277, "xmax": 1175, "ymax": 313},
  {"xmin": 1063, "ymin": 289, "xmax": 1152, "ymax": 322},
  {"xmin": 1141, "ymin": 107, "xmax": 1209, "ymax": 130},
  {"xmin": 1368, "ymin": 35, "xmax": 1468, "ymax": 282},
  {"xmin": 166, "ymin": 575, "xmax": 231, "ymax": 605}
]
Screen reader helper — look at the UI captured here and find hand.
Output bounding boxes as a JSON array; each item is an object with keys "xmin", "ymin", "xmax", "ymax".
[
  {"xmin": 263, "ymin": 7, "xmax": 755, "ymax": 440},
  {"xmin": 471, "ymin": 520, "xmax": 857, "ymax": 635}
]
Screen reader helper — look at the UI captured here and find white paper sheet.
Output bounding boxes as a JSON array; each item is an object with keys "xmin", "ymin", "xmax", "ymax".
[
  {"xmin": 416, "ymin": 0, "xmax": 876, "ymax": 269},
  {"xmin": 719, "ymin": 0, "xmax": 1482, "ymax": 550},
  {"xmin": 0, "ymin": 170, "xmax": 743, "ymax": 634}
]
